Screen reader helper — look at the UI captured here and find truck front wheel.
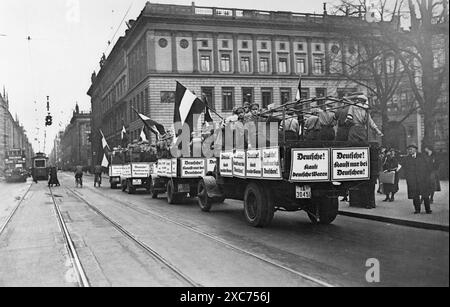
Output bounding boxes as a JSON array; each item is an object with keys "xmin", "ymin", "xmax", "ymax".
[{"xmin": 244, "ymin": 183, "xmax": 274, "ymax": 228}]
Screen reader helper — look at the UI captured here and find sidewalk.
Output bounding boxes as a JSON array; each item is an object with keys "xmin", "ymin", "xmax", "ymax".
[{"xmin": 339, "ymin": 180, "xmax": 449, "ymax": 232}]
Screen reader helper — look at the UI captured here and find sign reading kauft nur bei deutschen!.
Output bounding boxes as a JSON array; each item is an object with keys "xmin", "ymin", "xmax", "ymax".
[{"xmin": 331, "ymin": 148, "xmax": 370, "ymax": 181}]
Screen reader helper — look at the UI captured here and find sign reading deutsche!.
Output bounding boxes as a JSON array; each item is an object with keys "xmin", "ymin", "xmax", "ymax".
[
  {"xmin": 219, "ymin": 152, "xmax": 233, "ymax": 177},
  {"xmin": 181, "ymin": 158, "xmax": 206, "ymax": 178},
  {"xmin": 246, "ymin": 149, "xmax": 262, "ymax": 178},
  {"xmin": 331, "ymin": 148, "xmax": 370, "ymax": 181},
  {"xmin": 262, "ymin": 148, "xmax": 282, "ymax": 179},
  {"xmin": 290, "ymin": 149, "xmax": 330, "ymax": 182}
]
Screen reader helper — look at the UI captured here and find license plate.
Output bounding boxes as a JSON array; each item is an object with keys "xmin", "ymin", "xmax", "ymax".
[
  {"xmin": 296, "ymin": 185, "xmax": 311, "ymax": 199},
  {"xmin": 177, "ymin": 184, "xmax": 190, "ymax": 193},
  {"xmin": 132, "ymin": 179, "xmax": 142, "ymax": 185}
]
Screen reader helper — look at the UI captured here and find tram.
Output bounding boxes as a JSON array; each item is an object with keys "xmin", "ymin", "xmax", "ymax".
[{"xmin": 31, "ymin": 153, "xmax": 49, "ymax": 181}]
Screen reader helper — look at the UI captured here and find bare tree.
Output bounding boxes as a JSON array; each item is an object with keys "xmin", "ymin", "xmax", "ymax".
[
  {"xmin": 329, "ymin": 0, "xmax": 408, "ymax": 134},
  {"xmin": 389, "ymin": 0, "xmax": 449, "ymax": 147}
]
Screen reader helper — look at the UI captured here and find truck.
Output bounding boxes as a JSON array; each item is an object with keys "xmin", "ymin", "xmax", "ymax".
[
  {"xmin": 4, "ymin": 148, "xmax": 28, "ymax": 182},
  {"xmin": 194, "ymin": 97, "xmax": 379, "ymax": 227},
  {"xmin": 119, "ymin": 143, "xmax": 158, "ymax": 194},
  {"xmin": 150, "ymin": 156, "xmax": 217, "ymax": 204}
]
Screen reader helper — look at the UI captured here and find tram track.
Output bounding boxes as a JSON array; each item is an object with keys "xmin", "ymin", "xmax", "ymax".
[
  {"xmin": 83, "ymin": 183, "xmax": 335, "ymax": 288},
  {"xmin": 0, "ymin": 183, "xmax": 33, "ymax": 237},
  {"xmin": 65, "ymin": 186, "xmax": 200, "ymax": 287},
  {"xmin": 48, "ymin": 187, "xmax": 90, "ymax": 287}
]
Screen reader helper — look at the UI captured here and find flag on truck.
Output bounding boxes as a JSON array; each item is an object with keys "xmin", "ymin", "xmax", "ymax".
[
  {"xmin": 121, "ymin": 125, "xmax": 129, "ymax": 147},
  {"xmin": 295, "ymin": 74, "xmax": 302, "ymax": 101},
  {"xmin": 99, "ymin": 130, "xmax": 110, "ymax": 167},
  {"xmin": 202, "ymin": 94, "xmax": 214, "ymax": 124},
  {"xmin": 132, "ymin": 108, "xmax": 166, "ymax": 141},
  {"xmin": 139, "ymin": 125, "xmax": 149, "ymax": 143},
  {"xmin": 174, "ymin": 82, "xmax": 204, "ymax": 137}
]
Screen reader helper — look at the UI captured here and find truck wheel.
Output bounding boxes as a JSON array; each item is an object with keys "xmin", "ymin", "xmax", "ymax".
[
  {"xmin": 127, "ymin": 181, "xmax": 135, "ymax": 195},
  {"xmin": 197, "ymin": 179, "xmax": 212, "ymax": 212},
  {"xmin": 111, "ymin": 183, "xmax": 117, "ymax": 189},
  {"xmin": 244, "ymin": 183, "xmax": 274, "ymax": 228},
  {"xmin": 318, "ymin": 197, "xmax": 339, "ymax": 225},
  {"xmin": 167, "ymin": 180, "xmax": 180, "ymax": 204},
  {"xmin": 307, "ymin": 197, "xmax": 338, "ymax": 225}
]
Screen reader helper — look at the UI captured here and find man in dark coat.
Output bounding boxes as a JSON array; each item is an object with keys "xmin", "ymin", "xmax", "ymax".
[{"xmin": 401, "ymin": 144, "xmax": 433, "ymax": 214}]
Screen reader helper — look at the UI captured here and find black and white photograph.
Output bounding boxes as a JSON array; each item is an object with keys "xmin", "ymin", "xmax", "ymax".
[{"xmin": 0, "ymin": 0, "xmax": 448, "ymax": 291}]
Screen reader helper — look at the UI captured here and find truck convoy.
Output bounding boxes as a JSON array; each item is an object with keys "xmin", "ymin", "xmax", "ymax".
[
  {"xmin": 3, "ymin": 148, "xmax": 29, "ymax": 182},
  {"xmin": 107, "ymin": 94, "xmax": 378, "ymax": 228}
]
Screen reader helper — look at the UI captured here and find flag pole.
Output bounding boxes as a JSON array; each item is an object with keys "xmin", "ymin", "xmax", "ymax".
[{"xmin": 199, "ymin": 97, "xmax": 224, "ymax": 121}]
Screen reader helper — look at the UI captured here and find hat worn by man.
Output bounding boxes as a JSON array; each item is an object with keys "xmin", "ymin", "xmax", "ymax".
[{"xmin": 407, "ymin": 144, "xmax": 418, "ymax": 150}]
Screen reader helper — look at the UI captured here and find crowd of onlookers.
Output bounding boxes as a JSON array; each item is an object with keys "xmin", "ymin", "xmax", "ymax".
[{"xmin": 374, "ymin": 144, "xmax": 442, "ymax": 214}]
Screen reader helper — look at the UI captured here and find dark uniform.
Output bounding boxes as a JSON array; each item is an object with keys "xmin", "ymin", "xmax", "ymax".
[
  {"xmin": 334, "ymin": 106, "xmax": 351, "ymax": 141},
  {"xmin": 402, "ymin": 151, "xmax": 433, "ymax": 214}
]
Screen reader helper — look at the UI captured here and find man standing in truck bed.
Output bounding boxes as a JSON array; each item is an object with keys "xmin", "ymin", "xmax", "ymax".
[{"xmin": 345, "ymin": 94, "xmax": 383, "ymax": 143}]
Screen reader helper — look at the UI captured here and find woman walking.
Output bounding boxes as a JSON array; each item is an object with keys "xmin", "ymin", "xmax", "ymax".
[
  {"xmin": 382, "ymin": 148, "xmax": 401, "ymax": 202},
  {"xmin": 424, "ymin": 145, "xmax": 441, "ymax": 204}
]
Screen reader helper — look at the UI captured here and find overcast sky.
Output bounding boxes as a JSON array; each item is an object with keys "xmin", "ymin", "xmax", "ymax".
[{"xmin": 0, "ymin": 0, "xmax": 370, "ymax": 154}]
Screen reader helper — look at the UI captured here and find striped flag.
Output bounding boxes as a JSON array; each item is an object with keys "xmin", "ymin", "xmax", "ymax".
[
  {"xmin": 99, "ymin": 129, "xmax": 110, "ymax": 167},
  {"xmin": 133, "ymin": 109, "xmax": 166, "ymax": 141},
  {"xmin": 121, "ymin": 125, "xmax": 129, "ymax": 147},
  {"xmin": 174, "ymin": 82, "xmax": 204, "ymax": 137},
  {"xmin": 139, "ymin": 125, "xmax": 149, "ymax": 143},
  {"xmin": 295, "ymin": 74, "xmax": 302, "ymax": 101}
]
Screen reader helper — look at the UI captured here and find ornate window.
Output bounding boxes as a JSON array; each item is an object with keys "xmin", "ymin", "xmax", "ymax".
[{"xmin": 158, "ymin": 38, "xmax": 168, "ymax": 48}]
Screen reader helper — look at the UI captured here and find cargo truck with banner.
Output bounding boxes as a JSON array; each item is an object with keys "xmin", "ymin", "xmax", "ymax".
[
  {"xmin": 150, "ymin": 156, "xmax": 218, "ymax": 204},
  {"xmin": 4, "ymin": 148, "xmax": 29, "ymax": 182},
  {"xmin": 196, "ymin": 96, "xmax": 379, "ymax": 227}
]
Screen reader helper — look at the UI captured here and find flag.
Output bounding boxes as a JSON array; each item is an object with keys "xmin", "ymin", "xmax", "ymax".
[
  {"xmin": 101, "ymin": 152, "xmax": 109, "ymax": 168},
  {"xmin": 139, "ymin": 125, "xmax": 149, "ymax": 143},
  {"xmin": 99, "ymin": 129, "xmax": 110, "ymax": 167},
  {"xmin": 121, "ymin": 125, "xmax": 129, "ymax": 147},
  {"xmin": 133, "ymin": 109, "xmax": 166, "ymax": 141},
  {"xmin": 202, "ymin": 95, "xmax": 214, "ymax": 124},
  {"xmin": 295, "ymin": 74, "xmax": 302, "ymax": 101},
  {"xmin": 100, "ymin": 130, "xmax": 110, "ymax": 151},
  {"xmin": 174, "ymin": 82, "xmax": 204, "ymax": 137}
]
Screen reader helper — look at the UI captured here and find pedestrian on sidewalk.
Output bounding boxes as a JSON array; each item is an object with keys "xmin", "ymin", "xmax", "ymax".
[
  {"xmin": 74, "ymin": 165, "xmax": 83, "ymax": 188},
  {"xmin": 377, "ymin": 146, "xmax": 387, "ymax": 194},
  {"xmin": 382, "ymin": 148, "xmax": 401, "ymax": 202},
  {"xmin": 401, "ymin": 144, "xmax": 432, "ymax": 214},
  {"xmin": 424, "ymin": 145, "xmax": 441, "ymax": 204}
]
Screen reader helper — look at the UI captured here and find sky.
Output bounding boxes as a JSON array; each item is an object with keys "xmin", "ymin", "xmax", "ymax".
[{"xmin": 0, "ymin": 0, "xmax": 391, "ymax": 154}]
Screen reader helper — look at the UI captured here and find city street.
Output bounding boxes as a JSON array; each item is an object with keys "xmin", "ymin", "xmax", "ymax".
[{"xmin": 0, "ymin": 174, "xmax": 448, "ymax": 287}]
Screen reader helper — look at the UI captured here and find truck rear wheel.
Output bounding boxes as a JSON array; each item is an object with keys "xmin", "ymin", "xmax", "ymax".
[
  {"xmin": 244, "ymin": 183, "xmax": 274, "ymax": 228},
  {"xmin": 197, "ymin": 179, "xmax": 212, "ymax": 212},
  {"xmin": 307, "ymin": 197, "xmax": 338, "ymax": 225},
  {"xmin": 167, "ymin": 180, "xmax": 181, "ymax": 204}
]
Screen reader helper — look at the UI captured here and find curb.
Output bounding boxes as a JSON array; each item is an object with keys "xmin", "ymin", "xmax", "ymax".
[{"xmin": 339, "ymin": 211, "xmax": 449, "ymax": 232}]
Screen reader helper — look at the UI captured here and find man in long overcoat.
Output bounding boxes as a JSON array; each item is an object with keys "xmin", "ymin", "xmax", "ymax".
[{"xmin": 401, "ymin": 144, "xmax": 433, "ymax": 214}]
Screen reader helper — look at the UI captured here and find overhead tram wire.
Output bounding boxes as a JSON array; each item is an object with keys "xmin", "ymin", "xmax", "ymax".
[{"xmin": 102, "ymin": 1, "xmax": 135, "ymax": 57}]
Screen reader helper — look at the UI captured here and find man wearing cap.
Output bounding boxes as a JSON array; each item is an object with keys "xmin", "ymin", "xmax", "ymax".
[
  {"xmin": 401, "ymin": 144, "xmax": 433, "ymax": 214},
  {"xmin": 345, "ymin": 94, "xmax": 383, "ymax": 143}
]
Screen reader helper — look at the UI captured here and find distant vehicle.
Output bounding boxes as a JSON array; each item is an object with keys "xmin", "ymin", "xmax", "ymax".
[
  {"xmin": 31, "ymin": 153, "xmax": 49, "ymax": 182},
  {"xmin": 4, "ymin": 148, "xmax": 28, "ymax": 183}
]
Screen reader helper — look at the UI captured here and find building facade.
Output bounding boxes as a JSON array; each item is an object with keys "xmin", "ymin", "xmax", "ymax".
[
  {"xmin": 59, "ymin": 105, "xmax": 91, "ymax": 171},
  {"xmin": 88, "ymin": 2, "xmax": 372, "ymax": 165},
  {"xmin": 0, "ymin": 90, "xmax": 34, "ymax": 174}
]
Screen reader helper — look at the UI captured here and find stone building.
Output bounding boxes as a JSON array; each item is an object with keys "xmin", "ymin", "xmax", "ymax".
[
  {"xmin": 0, "ymin": 89, "xmax": 34, "ymax": 174},
  {"xmin": 87, "ymin": 2, "xmax": 371, "ymax": 165},
  {"xmin": 59, "ymin": 104, "xmax": 91, "ymax": 171}
]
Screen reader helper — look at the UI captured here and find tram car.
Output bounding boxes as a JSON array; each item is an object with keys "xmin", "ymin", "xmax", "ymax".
[{"xmin": 31, "ymin": 153, "xmax": 49, "ymax": 181}]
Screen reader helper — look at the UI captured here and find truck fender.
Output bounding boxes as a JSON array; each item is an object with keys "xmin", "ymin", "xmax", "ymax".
[{"xmin": 200, "ymin": 176, "xmax": 223, "ymax": 198}]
